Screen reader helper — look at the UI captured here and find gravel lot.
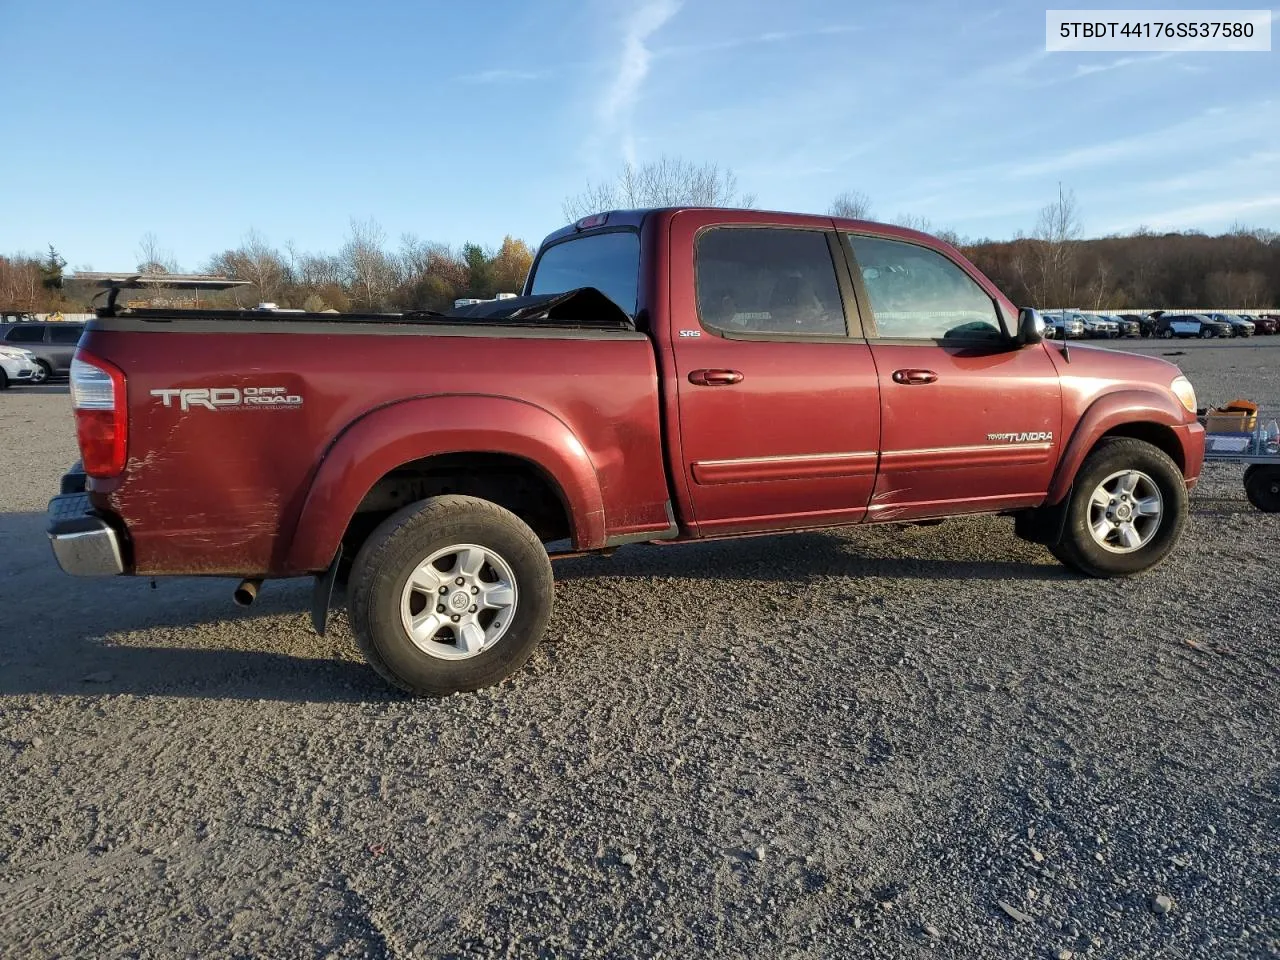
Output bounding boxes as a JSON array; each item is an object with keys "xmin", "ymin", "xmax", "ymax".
[{"xmin": 1, "ymin": 341, "xmax": 1277, "ymax": 959}]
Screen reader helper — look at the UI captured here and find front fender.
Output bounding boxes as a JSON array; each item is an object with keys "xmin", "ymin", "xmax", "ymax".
[
  {"xmin": 285, "ymin": 394, "xmax": 606, "ymax": 571},
  {"xmin": 1047, "ymin": 389, "xmax": 1194, "ymax": 504}
]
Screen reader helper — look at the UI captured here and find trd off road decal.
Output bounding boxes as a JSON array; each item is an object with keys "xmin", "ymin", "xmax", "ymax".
[
  {"xmin": 150, "ymin": 386, "xmax": 303, "ymax": 412},
  {"xmin": 987, "ymin": 431, "xmax": 1053, "ymax": 443}
]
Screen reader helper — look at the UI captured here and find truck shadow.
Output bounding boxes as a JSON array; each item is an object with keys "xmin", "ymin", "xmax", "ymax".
[
  {"xmin": 1, "ymin": 513, "xmax": 1064, "ymax": 703},
  {"xmin": 554, "ymin": 528, "xmax": 1070, "ymax": 583},
  {"xmin": 0, "ymin": 511, "xmax": 391, "ymax": 704}
]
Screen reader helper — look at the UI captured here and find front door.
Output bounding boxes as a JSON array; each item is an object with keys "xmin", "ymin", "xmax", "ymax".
[
  {"xmin": 669, "ymin": 213, "xmax": 881, "ymax": 536},
  {"xmin": 843, "ymin": 233, "xmax": 1062, "ymax": 520}
]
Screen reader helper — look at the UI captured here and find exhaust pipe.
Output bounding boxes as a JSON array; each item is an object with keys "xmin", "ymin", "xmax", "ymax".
[{"xmin": 233, "ymin": 578, "xmax": 263, "ymax": 607}]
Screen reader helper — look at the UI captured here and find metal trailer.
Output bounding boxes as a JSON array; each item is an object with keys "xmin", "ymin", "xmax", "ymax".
[{"xmin": 1200, "ymin": 408, "xmax": 1280, "ymax": 512}]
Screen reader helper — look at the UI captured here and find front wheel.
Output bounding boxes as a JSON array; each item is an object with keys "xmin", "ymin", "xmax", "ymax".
[
  {"xmin": 1244, "ymin": 465, "xmax": 1280, "ymax": 513},
  {"xmin": 0, "ymin": 369, "xmax": 8, "ymax": 390},
  {"xmin": 1201, "ymin": 327, "xmax": 1215, "ymax": 339},
  {"xmin": 1161, "ymin": 329, "xmax": 1174, "ymax": 339},
  {"xmin": 1051, "ymin": 438, "xmax": 1187, "ymax": 577},
  {"xmin": 348, "ymin": 495, "xmax": 554, "ymax": 695},
  {"xmin": 30, "ymin": 361, "xmax": 50, "ymax": 384}
]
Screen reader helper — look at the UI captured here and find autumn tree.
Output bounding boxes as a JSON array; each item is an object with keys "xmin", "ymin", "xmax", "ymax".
[{"xmin": 488, "ymin": 236, "xmax": 534, "ymax": 295}]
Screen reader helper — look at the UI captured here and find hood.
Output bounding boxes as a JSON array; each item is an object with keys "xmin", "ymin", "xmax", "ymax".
[{"xmin": 1047, "ymin": 341, "xmax": 1186, "ymax": 391}]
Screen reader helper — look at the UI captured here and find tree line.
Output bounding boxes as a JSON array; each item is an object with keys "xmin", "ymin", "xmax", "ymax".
[{"xmin": 3, "ymin": 158, "xmax": 1277, "ymax": 314}]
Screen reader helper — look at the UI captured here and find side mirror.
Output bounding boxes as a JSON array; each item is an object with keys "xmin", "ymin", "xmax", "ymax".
[{"xmin": 1016, "ymin": 307, "xmax": 1044, "ymax": 345}]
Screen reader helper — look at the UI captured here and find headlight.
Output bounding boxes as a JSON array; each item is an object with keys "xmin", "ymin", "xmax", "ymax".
[{"xmin": 1171, "ymin": 375, "xmax": 1197, "ymax": 415}]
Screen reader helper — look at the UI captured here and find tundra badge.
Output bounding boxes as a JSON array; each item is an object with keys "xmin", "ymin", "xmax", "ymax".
[{"xmin": 987, "ymin": 431, "xmax": 1053, "ymax": 443}]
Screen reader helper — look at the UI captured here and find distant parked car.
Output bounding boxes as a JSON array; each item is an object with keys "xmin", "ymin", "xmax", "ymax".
[
  {"xmin": 1155, "ymin": 314, "xmax": 1230, "ymax": 339},
  {"xmin": 0, "ymin": 322, "xmax": 85, "ymax": 382},
  {"xmin": 1204, "ymin": 313, "xmax": 1255, "ymax": 337},
  {"xmin": 1253, "ymin": 314, "xmax": 1279, "ymax": 335},
  {"xmin": 1100, "ymin": 313, "xmax": 1141, "ymax": 337},
  {"xmin": 0, "ymin": 345, "xmax": 40, "ymax": 388},
  {"xmin": 1120, "ymin": 313, "xmax": 1158, "ymax": 337},
  {"xmin": 1077, "ymin": 313, "xmax": 1119, "ymax": 338},
  {"xmin": 1039, "ymin": 311, "xmax": 1085, "ymax": 339}
]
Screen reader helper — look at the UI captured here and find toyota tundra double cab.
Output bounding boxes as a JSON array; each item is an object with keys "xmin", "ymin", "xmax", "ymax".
[{"xmin": 48, "ymin": 208, "xmax": 1205, "ymax": 695}]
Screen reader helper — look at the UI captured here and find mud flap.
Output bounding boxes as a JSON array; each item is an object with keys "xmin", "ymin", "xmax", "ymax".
[
  {"xmin": 1014, "ymin": 491, "xmax": 1072, "ymax": 545},
  {"xmin": 310, "ymin": 545, "xmax": 342, "ymax": 636}
]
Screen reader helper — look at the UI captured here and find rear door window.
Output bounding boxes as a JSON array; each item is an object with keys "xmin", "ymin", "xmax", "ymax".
[
  {"xmin": 695, "ymin": 228, "xmax": 847, "ymax": 337},
  {"xmin": 4, "ymin": 325, "xmax": 44, "ymax": 343},
  {"xmin": 48, "ymin": 325, "xmax": 83, "ymax": 344},
  {"xmin": 529, "ymin": 231, "xmax": 640, "ymax": 316},
  {"xmin": 846, "ymin": 235, "xmax": 1002, "ymax": 341}
]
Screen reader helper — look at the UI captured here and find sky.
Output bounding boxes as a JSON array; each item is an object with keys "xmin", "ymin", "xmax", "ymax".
[{"xmin": 1, "ymin": 0, "xmax": 1277, "ymax": 270}]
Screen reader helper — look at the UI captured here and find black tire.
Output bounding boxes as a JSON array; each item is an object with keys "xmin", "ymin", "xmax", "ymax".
[
  {"xmin": 30, "ymin": 361, "xmax": 50, "ymax": 384},
  {"xmin": 1051, "ymin": 438, "xmax": 1188, "ymax": 578},
  {"xmin": 1161, "ymin": 329, "xmax": 1174, "ymax": 339},
  {"xmin": 0, "ymin": 369, "xmax": 8, "ymax": 390},
  {"xmin": 1200, "ymin": 327, "xmax": 1215, "ymax": 339},
  {"xmin": 1244, "ymin": 465, "xmax": 1280, "ymax": 513},
  {"xmin": 348, "ymin": 495, "xmax": 553, "ymax": 696}
]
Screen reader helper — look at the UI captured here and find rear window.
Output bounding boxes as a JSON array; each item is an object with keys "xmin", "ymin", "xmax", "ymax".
[
  {"xmin": 48, "ymin": 325, "xmax": 83, "ymax": 344},
  {"xmin": 529, "ymin": 231, "xmax": 640, "ymax": 316}
]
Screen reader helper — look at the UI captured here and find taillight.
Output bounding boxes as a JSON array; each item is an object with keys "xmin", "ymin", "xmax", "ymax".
[{"xmin": 71, "ymin": 350, "xmax": 127, "ymax": 478}]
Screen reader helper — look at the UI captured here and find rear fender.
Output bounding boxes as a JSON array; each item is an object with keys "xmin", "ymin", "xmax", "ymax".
[
  {"xmin": 1047, "ymin": 389, "xmax": 1190, "ymax": 504},
  {"xmin": 285, "ymin": 395, "xmax": 605, "ymax": 571}
]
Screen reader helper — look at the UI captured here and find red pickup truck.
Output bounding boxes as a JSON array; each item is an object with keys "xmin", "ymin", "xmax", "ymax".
[{"xmin": 49, "ymin": 208, "xmax": 1205, "ymax": 695}]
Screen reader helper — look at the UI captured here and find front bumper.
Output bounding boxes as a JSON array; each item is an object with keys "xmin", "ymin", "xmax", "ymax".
[{"xmin": 47, "ymin": 491, "xmax": 125, "ymax": 576}]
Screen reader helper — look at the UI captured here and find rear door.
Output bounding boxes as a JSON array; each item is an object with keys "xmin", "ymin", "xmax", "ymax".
[
  {"xmin": 668, "ymin": 211, "xmax": 881, "ymax": 535},
  {"xmin": 46, "ymin": 324, "xmax": 84, "ymax": 373},
  {"xmin": 842, "ymin": 232, "xmax": 1062, "ymax": 521}
]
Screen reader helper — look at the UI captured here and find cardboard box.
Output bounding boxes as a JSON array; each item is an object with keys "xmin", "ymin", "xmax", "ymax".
[{"xmin": 1204, "ymin": 399, "xmax": 1258, "ymax": 434}]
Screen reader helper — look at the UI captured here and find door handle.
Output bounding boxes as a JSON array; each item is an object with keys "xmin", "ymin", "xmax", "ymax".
[
  {"xmin": 688, "ymin": 368, "xmax": 744, "ymax": 386},
  {"xmin": 891, "ymin": 368, "xmax": 938, "ymax": 385}
]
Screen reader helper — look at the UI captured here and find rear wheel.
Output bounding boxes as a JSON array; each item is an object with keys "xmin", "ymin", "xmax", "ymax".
[
  {"xmin": 1051, "ymin": 438, "xmax": 1187, "ymax": 577},
  {"xmin": 30, "ymin": 361, "xmax": 50, "ymax": 384},
  {"xmin": 1244, "ymin": 465, "xmax": 1280, "ymax": 513},
  {"xmin": 348, "ymin": 495, "xmax": 553, "ymax": 696}
]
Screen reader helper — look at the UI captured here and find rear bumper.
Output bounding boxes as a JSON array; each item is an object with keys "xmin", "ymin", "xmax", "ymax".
[{"xmin": 47, "ymin": 491, "xmax": 125, "ymax": 577}]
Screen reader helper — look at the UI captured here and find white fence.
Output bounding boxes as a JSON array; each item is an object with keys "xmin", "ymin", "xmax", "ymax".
[{"xmin": 1, "ymin": 312, "xmax": 95, "ymax": 323}]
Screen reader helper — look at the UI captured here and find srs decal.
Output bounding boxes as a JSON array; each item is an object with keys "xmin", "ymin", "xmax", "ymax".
[
  {"xmin": 987, "ymin": 431, "xmax": 1053, "ymax": 443},
  {"xmin": 151, "ymin": 386, "xmax": 303, "ymax": 412}
]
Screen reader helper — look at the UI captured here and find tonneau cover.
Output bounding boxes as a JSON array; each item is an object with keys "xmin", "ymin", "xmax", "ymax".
[{"xmin": 99, "ymin": 286, "xmax": 634, "ymax": 331}]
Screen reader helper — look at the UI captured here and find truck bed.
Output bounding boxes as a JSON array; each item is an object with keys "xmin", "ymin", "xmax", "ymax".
[{"xmin": 80, "ymin": 313, "xmax": 672, "ymax": 576}]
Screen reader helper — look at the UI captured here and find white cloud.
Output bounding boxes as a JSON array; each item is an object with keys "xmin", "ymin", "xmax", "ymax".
[
  {"xmin": 653, "ymin": 24, "xmax": 858, "ymax": 58},
  {"xmin": 457, "ymin": 68, "xmax": 547, "ymax": 84},
  {"xmin": 1102, "ymin": 194, "xmax": 1280, "ymax": 233},
  {"xmin": 600, "ymin": 0, "xmax": 682, "ymax": 163},
  {"xmin": 1071, "ymin": 51, "xmax": 1176, "ymax": 78}
]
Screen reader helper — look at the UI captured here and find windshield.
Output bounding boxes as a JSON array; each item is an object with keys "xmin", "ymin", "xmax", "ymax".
[{"xmin": 528, "ymin": 230, "xmax": 640, "ymax": 316}]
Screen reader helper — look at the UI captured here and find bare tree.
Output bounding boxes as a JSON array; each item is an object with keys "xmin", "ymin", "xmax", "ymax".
[
  {"xmin": 563, "ymin": 157, "xmax": 755, "ymax": 221},
  {"xmin": 829, "ymin": 191, "xmax": 873, "ymax": 220},
  {"xmin": 136, "ymin": 232, "xmax": 180, "ymax": 274},
  {"xmin": 206, "ymin": 229, "xmax": 291, "ymax": 304},
  {"xmin": 1031, "ymin": 184, "xmax": 1082, "ymax": 307},
  {"xmin": 340, "ymin": 218, "xmax": 398, "ymax": 311}
]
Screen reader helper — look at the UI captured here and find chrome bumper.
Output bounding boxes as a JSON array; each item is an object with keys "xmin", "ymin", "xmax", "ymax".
[{"xmin": 47, "ymin": 492, "xmax": 124, "ymax": 576}]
